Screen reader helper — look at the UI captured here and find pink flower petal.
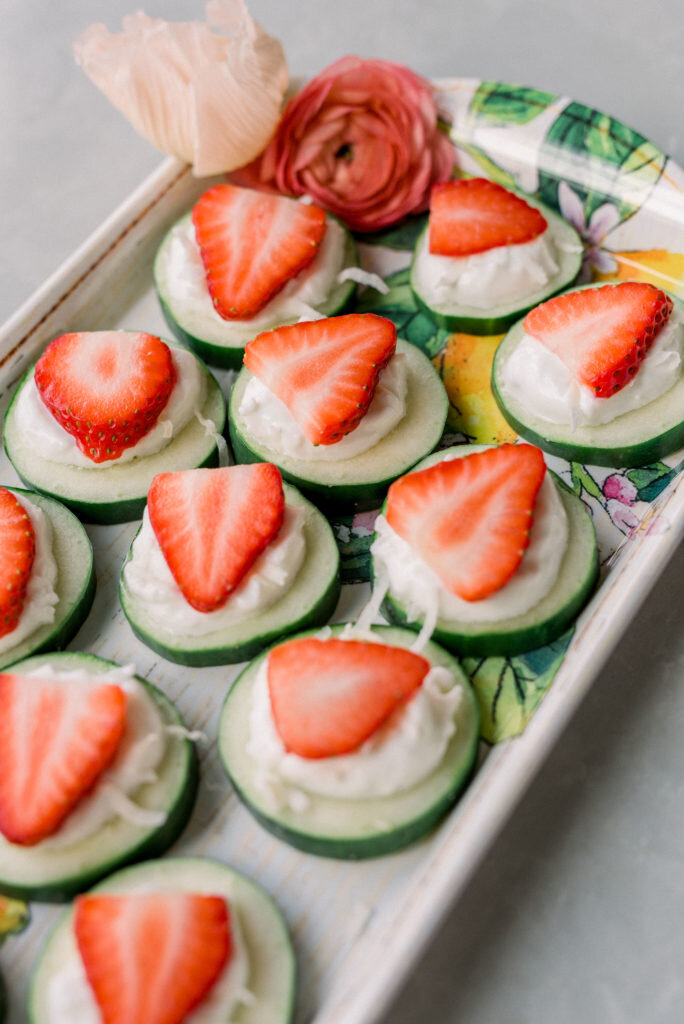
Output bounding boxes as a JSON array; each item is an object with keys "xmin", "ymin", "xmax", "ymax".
[{"xmin": 587, "ymin": 201, "xmax": 621, "ymax": 242}]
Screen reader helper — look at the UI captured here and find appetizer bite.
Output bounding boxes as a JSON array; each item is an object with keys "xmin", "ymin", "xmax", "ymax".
[
  {"xmin": 219, "ymin": 625, "xmax": 479, "ymax": 859},
  {"xmin": 0, "ymin": 653, "xmax": 197, "ymax": 902},
  {"xmin": 120, "ymin": 464, "xmax": 340, "ymax": 666},
  {"xmin": 493, "ymin": 281, "xmax": 684, "ymax": 466},
  {"xmin": 229, "ymin": 313, "xmax": 448, "ymax": 512},
  {"xmin": 154, "ymin": 183, "xmax": 360, "ymax": 368},
  {"xmin": 411, "ymin": 178, "xmax": 582, "ymax": 334},
  {"xmin": 0, "ymin": 487, "xmax": 94, "ymax": 671},
  {"xmin": 371, "ymin": 444, "xmax": 598, "ymax": 656},
  {"xmin": 4, "ymin": 330, "xmax": 226, "ymax": 524},
  {"xmin": 29, "ymin": 858, "xmax": 295, "ymax": 1024}
]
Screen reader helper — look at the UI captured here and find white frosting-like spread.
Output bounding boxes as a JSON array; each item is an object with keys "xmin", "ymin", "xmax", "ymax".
[
  {"xmin": 123, "ymin": 504, "xmax": 307, "ymax": 636},
  {"xmin": 246, "ymin": 635, "xmax": 463, "ymax": 810},
  {"xmin": 13, "ymin": 347, "xmax": 206, "ymax": 468},
  {"xmin": 372, "ymin": 471, "xmax": 568, "ymax": 624},
  {"xmin": 238, "ymin": 352, "xmax": 408, "ymax": 461},
  {"xmin": 0, "ymin": 664, "xmax": 167, "ymax": 851},
  {"xmin": 163, "ymin": 213, "xmax": 347, "ymax": 329},
  {"xmin": 45, "ymin": 897, "xmax": 251, "ymax": 1024},
  {"xmin": 412, "ymin": 227, "xmax": 560, "ymax": 310},
  {"xmin": 500, "ymin": 309, "xmax": 684, "ymax": 429},
  {"xmin": 0, "ymin": 493, "xmax": 58, "ymax": 655}
]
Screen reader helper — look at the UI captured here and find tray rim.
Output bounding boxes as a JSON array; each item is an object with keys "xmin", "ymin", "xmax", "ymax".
[{"xmin": 1, "ymin": 80, "xmax": 684, "ymax": 1024}]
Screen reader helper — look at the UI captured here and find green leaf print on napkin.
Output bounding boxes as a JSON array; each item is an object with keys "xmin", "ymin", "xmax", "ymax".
[
  {"xmin": 463, "ymin": 629, "xmax": 574, "ymax": 743},
  {"xmin": 469, "ymin": 81, "xmax": 556, "ymax": 125},
  {"xmin": 537, "ymin": 102, "xmax": 666, "ymax": 223},
  {"xmin": 354, "ymin": 268, "xmax": 449, "ymax": 358},
  {"xmin": 356, "ymin": 214, "xmax": 428, "ymax": 250}
]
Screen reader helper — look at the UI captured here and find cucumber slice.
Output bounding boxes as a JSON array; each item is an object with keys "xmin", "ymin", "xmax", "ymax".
[
  {"xmin": 410, "ymin": 197, "xmax": 582, "ymax": 335},
  {"xmin": 29, "ymin": 857, "xmax": 295, "ymax": 1024},
  {"xmin": 218, "ymin": 624, "xmax": 480, "ymax": 859},
  {"xmin": 155, "ymin": 213, "xmax": 358, "ymax": 369},
  {"xmin": 492, "ymin": 289, "xmax": 684, "ymax": 467},
  {"xmin": 229, "ymin": 340, "xmax": 449, "ymax": 513},
  {"xmin": 374, "ymin": 447, "xmax": 599, "ymax": 657},
  {"xmin": 120, "ymin": 483, "xmax": 340, "ymax": 667},
  {"xmin": 3, "ymin": 344, "xmax": 226, "ymax": 525},
  {"xmin": 0, "ymin": 652, "xmax": 197, "ymax": 902},
  {"xmin": 0, "ymin": 489, "xmax": 95, "ymax": 671}
]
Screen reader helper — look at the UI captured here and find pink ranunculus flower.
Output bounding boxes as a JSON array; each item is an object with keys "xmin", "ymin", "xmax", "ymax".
[{"xmin": 234, "ymin": 56, "xmax": 455, "ymax": 232}]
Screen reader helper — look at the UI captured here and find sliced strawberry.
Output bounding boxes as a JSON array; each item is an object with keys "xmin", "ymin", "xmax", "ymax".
[
  {"xmin": 148, "ymin": 464, "xmax": 285, "ymax": 613},
  {"xmin": 0, "ymin": 489, "xmax": 35, "ymax": 640},
  {"xmin": 75, "ymin": 892, "xmax": 232, "ymax": 1024},
  {"xmin": 429, "ymin": 178, "xmax": 547, "ymax": 256},
  {"xmin": 523, "ymin": 281, "xmax": 674, "ymax": 397},
  {"xmin": 244, "ymin": 313, "xmax": 397, "ymax": 446},
  {"xmin": 267, "ymin": 637, "xmax": 430, "ymax": 759},
  {"xmin": 387, "ymin": 445, "xmax": 547, "ymax": 602},
  {"xmin": 192, "ymin": 184, "xmax": 327, "ymax": 319},
  {"xmin": 0, "ymin": 675, "xmax": 126, "ymax": 845},
  {"xmin": 34, "ymin": 331, "xmax": 177, "ymax": 464}
]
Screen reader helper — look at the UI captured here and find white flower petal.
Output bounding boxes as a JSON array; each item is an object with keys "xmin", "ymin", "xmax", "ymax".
[
  {"xmin": 557, "ymin": 180, "xmax": 587, "ymax": 234},
  {"xmin": 587, "ymin": 202, "xmax": 621, "ymax": 243},
  {"xmin": 73, "ymin": 0, "xmax": 288, "ymax": 176}
]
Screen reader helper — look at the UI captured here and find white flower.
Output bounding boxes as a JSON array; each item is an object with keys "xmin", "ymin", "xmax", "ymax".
[
  {"xmin": 558, "ymin": 181, "xmax": 620, "ymax": 280},
  {"xmin": 73, "ymin": 0, "xmax": 288, "ymax": 176}
]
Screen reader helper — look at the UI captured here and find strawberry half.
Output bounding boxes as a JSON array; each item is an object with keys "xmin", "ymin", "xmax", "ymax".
[
  {"xmin": 523, "ymin": 281, "xmax": 674, "ymax": 397},
  {"xmin": 386, "ymin": 445, "xmax": 547, "ymax": 602},
  {"xmin": 429, "ymin": 178, "xmax": 548, "ymax": 256},
  {"xmin": 148, "ymin": 464, "xmax": 285, "ymax": 613},
  {"xmin": 244, "ymin": 313, "xmax": 397, "ymax": 445},
  {"xmin": 0, "ymin": 675, "xmax": 126, "ymax": 845},
  {"xmin": 267, "ymin": 637, "xmax": 430, "ymax": 758},
  {"xmin": 0, "ymin": 489, "xmax": 35, "ymax": 640},
  {"xmin": 192, "ymin": 184, "xmax": 327, "ymax": 320},
  {"xmin": 75, "ymin": 892, "xmax": 232, "ymax": 1024},
  {"xmin": 34, "ymin": 331, "xmax": 177, "ymax": 463}
]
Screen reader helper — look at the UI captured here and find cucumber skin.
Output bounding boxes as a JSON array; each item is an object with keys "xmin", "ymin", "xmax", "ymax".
[
  {"xmin": 158, "ymin": 279, "xmax": 357, "ymax": 371},
  {"xmin": 219, "ymin": 624, "xmax": 480, "ymax": 860},
  {"xmin": 226, "ymin": 754, "xmax": 478, "ymax": 860},
  {"xmin": 228, "ymin": 341, "xmax": 449, "ymax": 514},
  {"xmin": 492, "ymin": 373, "xmax": 684, "ymax": 468},
  {"xmin": 229, "ymin": 422, "xmax": 427, "ymax": 514},
  {"xmin": 372, "ymin": 471, "xmax": 599, "ymax": 658},
  {"xmin": 155, "ymin": 219, "xmax": 358, "ymax": 369},
  {"xmin": 411, "ymin": 279, "xmax": 579, "ymax": 336},
  {"xmin": 491, "ymin": 285, "xmax": 684, "ymax": 467},
  {"xmin": 120, "ymin": 564, "xmax": 341, "ymax": 668},
  {"xmin": 0, "ymin": 654, "xmax": 198, "ymax": 903},
  {"xmin": 6, "ymin": 443, "xmax": 219, "ymax": 526},
  {"xmin": 0, "ymin": 489, "xmax": 96, "ymax": 672},
  {"xmin": 409, "ymin": 200, "xmax": 583, "ymax": 335},
  {"xmin": 29, "ymin": 857, "xmax": 297, "ymax": 1024}
]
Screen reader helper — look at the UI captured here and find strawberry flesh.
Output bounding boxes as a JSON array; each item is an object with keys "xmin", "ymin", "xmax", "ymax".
[
  {"xmin": 0, "ymin": 675, "xmax": 126, "ymax": 845},
  {"xmin": 429, "ymin": 178, "xmax": 548, "ymax": 256},
  {"xmin": 34, "ymin": 331, "xmax": 177, "ymax": 463},
  {"xmin": 0, "ymin": 489, "xmax": 35, "ymax": 640},
  {"xmin": 524, "ymin": 281, "xmax": 674, "ymax": 397},
  {"xmin": 192, "ymin": 184, "xmax": 327, "ymax": 320},
  {"xmin": 75, "ymin": 892, "xmax": 232, "ymax": 1024},
  {"xmin": 148, "ymin": 464, "xmax": 285, "ymax": 613},
  {"xmin": 244, "ymin": 313, "xmax": 397, "ymax": 445},
  {"xmin": 267, "ymin": 637, "xmax": 430, "ymax": 758},
  {"xmin": 387, "ymin": 444, "xmax": 547, "ymax": 602}
]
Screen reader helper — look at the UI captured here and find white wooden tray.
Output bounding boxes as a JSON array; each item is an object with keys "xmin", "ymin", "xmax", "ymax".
[{"xmin": 1, "ymin": 79, "xmax": 684, "ymax": 1024}]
